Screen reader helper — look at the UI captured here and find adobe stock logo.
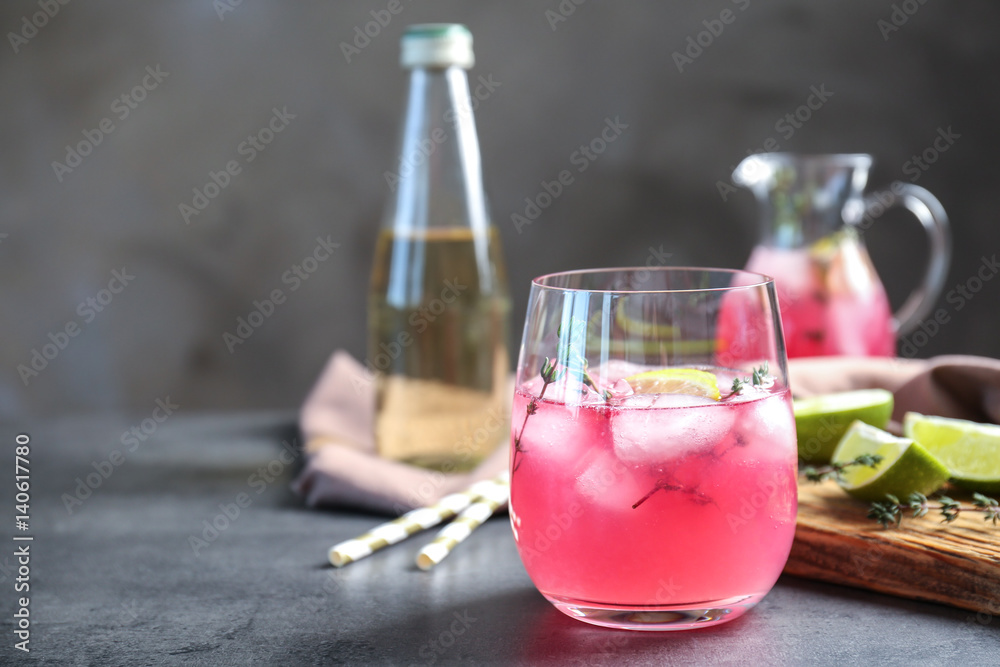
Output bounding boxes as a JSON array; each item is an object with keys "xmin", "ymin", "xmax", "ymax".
[
  {"xmin": 222, "ymin": 236, "xmax": 339, "ymax": 353},
  {"xmin": 383, "ymin": 74, "xmax": 501, "ymax": 192},
  {"xmin": 7, "ymin": 0, "xmax": 71, "ymax": 54},
  {"xmin": 213, "ymin": 0, "xmax": 243, "ymax": 21},
  {"xmin": 339, "ymin": 0, "xmax": 413, "ymax": 63},
  {"xmin": 179, "ymin": 106, "xmax": 295, "ymax": 225},
  {"xmin": 877, "ymin": 0, "xmax": 931, "ymax": 41},
  {"xmin": 715, "ymin": 84, "xmax": 835, "ymax": 201},
  {"xmin": 51, "ymin": 65, "xmax": 169, "ymax": 182},
  {"xmin": 61, "ymin": 396, "xmax": 179, "ymax": 514},
  {"xmin": 510, "ymin": 116, "xmax": 629, "ymax": 233},
  {"xmin": 672, "ymin": 0, "xmax": 751, "ymax": 73},
  {"xmin": 544, "ymin": 0, "xmax": 589, "ymax": 31}
]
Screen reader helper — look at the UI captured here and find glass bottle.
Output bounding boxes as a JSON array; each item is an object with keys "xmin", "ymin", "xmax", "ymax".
[{"xmin": 368, "ymin": 24, "xmax": 511, "ymax": 471}]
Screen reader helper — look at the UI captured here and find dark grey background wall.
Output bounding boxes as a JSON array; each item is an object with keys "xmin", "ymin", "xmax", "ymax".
[{"xmin": 3, "ymin": 0, "xmax": 999, "ymax": 418}]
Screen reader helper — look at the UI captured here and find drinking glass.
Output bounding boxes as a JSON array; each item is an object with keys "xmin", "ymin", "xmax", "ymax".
[{"xmin": 509, "ymin": 267, "xmax": 797, "ymax": 631}]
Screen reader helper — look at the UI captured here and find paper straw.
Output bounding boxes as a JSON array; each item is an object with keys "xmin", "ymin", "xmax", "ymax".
[
  {"xmin": 328, "ymin": 475, "xmax": 505, "ymax": 567},
  {"xmin": 415, "ymin": 472, "xmax": 510, "ymax": 571}
]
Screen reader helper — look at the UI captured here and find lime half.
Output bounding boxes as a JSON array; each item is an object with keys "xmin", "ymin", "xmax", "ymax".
[
  {"xmin": 903, "ymin": 412, "xmax": 1000, "ymax": 494},
  {"xmin": 624, "ymin": 368, "xmax": 720, "ymax": 401},
  {"xmin": 793, "ymin": 389, "xmax": 894, "ymax": 463},
  {"xmin": 831, "ymin": 421, "xmax": 950, "ymax": 502}
]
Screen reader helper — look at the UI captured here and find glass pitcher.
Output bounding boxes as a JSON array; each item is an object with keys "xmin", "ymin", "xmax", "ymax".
[{"xmin": 732, "ymin": 153, "xmax": 950, "ymax": 358}]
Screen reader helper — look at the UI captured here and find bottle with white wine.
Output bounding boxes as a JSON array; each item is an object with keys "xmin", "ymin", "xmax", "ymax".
[{"xmin": 368, "ymin": 24, "xmax": 510, "ymax": 471}]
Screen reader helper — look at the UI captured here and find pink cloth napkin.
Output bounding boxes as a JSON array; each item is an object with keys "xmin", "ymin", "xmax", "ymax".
[
  {"xmin": 291, "ymin": 351, "xmax": 509, "ymax": 515},
  {"xmin": 293, "ymin": 351, "xmax": 1000, "ymax": 515}
]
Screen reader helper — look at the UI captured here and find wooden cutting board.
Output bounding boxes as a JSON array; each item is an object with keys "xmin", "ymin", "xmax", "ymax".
[{"xmin": 784, "ymin": 481, "xmax": 1000, "ymax": 613}]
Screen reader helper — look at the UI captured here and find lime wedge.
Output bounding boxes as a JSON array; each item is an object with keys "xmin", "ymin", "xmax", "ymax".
[
  {"xmin": 613, "ymin": 306, "xmax": 679, "ymax": 339},
  {"xmin": 903, "ymin": 412, "xmax": 1000, "ymax": 494},
  {"xmin": 831, "ymin": 421, "xmax": 951, "ymax": 502},
  {"xmin": 793, "ymin": 389, "xmax": 894, "ymax": 463},
  {"xmin": 807, "ymin": 234, "xmax": 838, "ymax": 261},
  {"xmin": 624, "ymin": 368, "xmax": 720, "ymax": 401}
]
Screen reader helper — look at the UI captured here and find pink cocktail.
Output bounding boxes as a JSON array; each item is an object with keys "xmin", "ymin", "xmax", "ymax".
[
  {"xmin": 510, "ymin": 368, "xmax": 797, "ymax": 629},
  {"xmin": 511, "ymin": 267, "xmax": 796, "ymax": 631}
]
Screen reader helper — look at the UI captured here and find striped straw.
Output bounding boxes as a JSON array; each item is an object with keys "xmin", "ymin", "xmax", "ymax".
[
  {"xmin": 328, "ymin": 475, "xmax": 505, "ymax": 567},
  {"xmin": 415, "ymin": 472, "xmax": 510, "ymax": 571}
]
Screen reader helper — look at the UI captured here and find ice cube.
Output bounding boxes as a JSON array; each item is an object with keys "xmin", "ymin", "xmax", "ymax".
[
  {"xmin": 593, "ymin": 359, "xmax": 650, "ymax": 384},
  {"xmin": 612, "ymin": 399, "xmax": 735, "ymax": 466},
  {"xmin": 574, "ymin": 448, "xmax": 647, "ymax": 512},
  {"xmin": 648, "ymin": 393, "xmax": 719, "ymax": 409},
  {"xmin": 515, "ymin": 398, "xmax": 610, "ymax": 470},
  {"xmin": 518, "ymin": 374, "xmax": 546, "ymax": 396},
  {"xmin": 735, "ymin": 393, "xmax": 796, "ymax": 460},
  {"xmin": 605, "ymin": 378, "xmax": 634, "ymax": 401},
  {"xmin": 520, "ymin": 372, "xmax": 602, "ymax": 406}
]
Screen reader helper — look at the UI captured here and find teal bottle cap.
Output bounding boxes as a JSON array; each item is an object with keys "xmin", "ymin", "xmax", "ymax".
[{"xmin": 401, "ymin": 23, "xmax": 474, "ymax": 69}]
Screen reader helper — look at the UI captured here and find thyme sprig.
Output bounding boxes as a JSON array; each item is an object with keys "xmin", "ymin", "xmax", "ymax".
[
  {"xmin": 631, "ymin": 478, "xmax": 715, "ymax": 510},
  {"xmin": 631, "ymin": 479, "xmax": 680, "ymax": 509},
  {"xmin": 512, "ymin": 357, "xmax": 561, "ymax": 471},
  {"xmin": 557, "ymin": 319, "xmax": 610, "ymax": 402},
  {"xmin": 803, "ymin": 460, "xmax": 1000, "ymax": 529},
  {"xmin": 729, "ymin": 361, "xmax": 774, "ymax": 397},
  {"xmin": 801, "ymin": 454, "xmax": 884, "ymax": 483},
  {"xmin": 580, "ymin": 364, "xmax": 611, "ymax": 401},
  {"xmin": 868, "ymin": 492, "xmax": 1000, "ymax": 528},
  {"xmin": 514, "ymin": 315, "xmax": 615, "ymax": 471}
]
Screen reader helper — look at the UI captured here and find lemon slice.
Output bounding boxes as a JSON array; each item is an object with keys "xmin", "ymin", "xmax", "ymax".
[
  {"xmin": 903, "ymin": 412, "xmax": 1000, "ymax": 494},
  {"xmin": 831, "ymin": 421, "xmax": 951, "ymax": 502},
  {"xmin": 793, "ymin": 389, "xmax": 894, "ymax": 463},
  {"xmin": 624, "ymin": 368, "xmax": 720, "ymax": 400}
]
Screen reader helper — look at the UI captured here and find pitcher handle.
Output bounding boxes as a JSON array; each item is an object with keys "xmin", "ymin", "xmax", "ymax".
[{"xmin": 862, "ymin": 183, "xmax": 951, "ymax": 337}]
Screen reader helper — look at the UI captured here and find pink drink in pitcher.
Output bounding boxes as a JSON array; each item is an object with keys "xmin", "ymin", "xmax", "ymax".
[
  {"xmin": 509, "ymin": 366, "xmax": 798, "ymax": 627},
  {"xmin": 732, "ymin": 152, "xmax": 952, "ymax": 358},
  {"xmin": 744, "ymin": 242, "xmax": 895, "ymax": 358}
]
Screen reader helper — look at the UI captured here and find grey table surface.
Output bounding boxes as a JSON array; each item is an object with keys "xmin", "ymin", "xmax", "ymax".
[{"xmin": 1, "ymin": 411, "xmax": 998, "ymax": 666}]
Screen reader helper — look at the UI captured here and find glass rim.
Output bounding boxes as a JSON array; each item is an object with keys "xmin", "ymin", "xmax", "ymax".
[
  {"xmin": 531, "ymin": 266, "xmax": 775, "ymax": 294},
  {"xmin": 745, "ymin": 151, "xmax": 873, "ymax": 163}
]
